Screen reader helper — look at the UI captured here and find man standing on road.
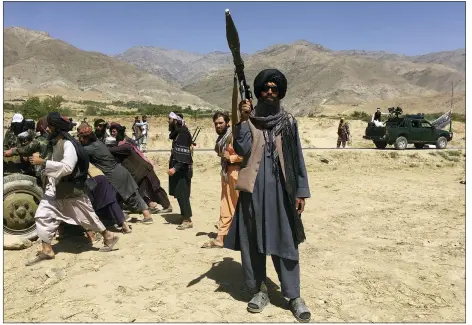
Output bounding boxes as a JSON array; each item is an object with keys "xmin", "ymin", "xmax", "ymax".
[
  {"xmin": 224, "ymin": 69, "xmax": 312, "ymax": 322},
  {"xmin": 201, "ymin": 111, "xmax": 242, "ymax": 249},
  {"xmin": 168, "ymin": 112, "xmax": 194, "ymax": 230},
  {"xmin": 25, "ymin": 112, "xmax": 119, "ymax": 266},
  {"xmin": 337, "ymin": 118, "xmax": 350, "ymax": 148},
  {"xmin": 136, "ymin": 115, "xmax": 149, "ymax": 152}
]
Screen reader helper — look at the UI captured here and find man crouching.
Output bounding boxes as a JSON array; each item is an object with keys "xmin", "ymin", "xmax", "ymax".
[{"xmin": 25, "ymin": 112, "xmax": 119, "ymax": 266}]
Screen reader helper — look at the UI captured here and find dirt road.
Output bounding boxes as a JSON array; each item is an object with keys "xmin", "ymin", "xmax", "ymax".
[{"xmin": 4, "ymin": 149, "xmax": 465, "ymax": 322}]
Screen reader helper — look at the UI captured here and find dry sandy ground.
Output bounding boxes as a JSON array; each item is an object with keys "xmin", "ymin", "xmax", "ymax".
[{"xmin": 4, "ymin": 144, "xmax": 465, "ymax": 322}]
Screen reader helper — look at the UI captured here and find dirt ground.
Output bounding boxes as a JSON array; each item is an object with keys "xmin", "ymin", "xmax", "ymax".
[{"xmin": 3, "ymin": 117, "xmax": 466, "ymax": 322}]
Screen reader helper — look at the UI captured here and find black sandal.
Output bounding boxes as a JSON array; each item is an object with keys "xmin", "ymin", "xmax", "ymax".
[
  {"xmin": 247, "ymin": 291, "xmax": 270, "ymax": 313},
  {"xmin": 289, "ymin": 297, "xmax": 311, "ymax": 323}
]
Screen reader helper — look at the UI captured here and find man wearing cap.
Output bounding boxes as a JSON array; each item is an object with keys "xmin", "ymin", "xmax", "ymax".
[
  {"xmin": 224, "ymin": 69, "xmax": 312, "ymax": 322},
  {"xmin": 168, "ymin": 112, "xmax": 194, "ymax": 230},
  {"xmin": 76, "ymin": 123, "xmax": 154, "ymax": 224},
  {"xmin": 25, "ymin": 112, "xmax": 119, "ymax": 266},
  {"xmin": 4, "ymin": 113, "xmax": 25, "ymax": 150}
]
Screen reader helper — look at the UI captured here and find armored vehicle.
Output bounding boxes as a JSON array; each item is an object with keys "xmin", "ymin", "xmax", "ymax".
[{"xmin": 363, "ymin": 113, "xmax": 453, "ymax": 150}]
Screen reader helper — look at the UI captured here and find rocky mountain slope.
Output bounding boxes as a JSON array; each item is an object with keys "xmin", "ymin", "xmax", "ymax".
[
  {"xmin": 3, "ymin": 27, "xmax": 221, "ymax": 110},
  {"xmin": 4, "ymin": 26, "xmax": 465, "ymax": 115}
]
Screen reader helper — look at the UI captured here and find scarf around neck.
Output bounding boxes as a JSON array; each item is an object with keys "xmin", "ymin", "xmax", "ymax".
[{"xmin": 214, "ymin": 126, "xmax": 232, "ymax": 181}]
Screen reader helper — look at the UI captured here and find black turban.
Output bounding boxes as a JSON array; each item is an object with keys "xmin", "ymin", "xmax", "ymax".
[
  {"xmin": 94, "ymin": 119, "xmax": 107, "ymax": 128},
  {"xmin": 254, "ymin": 69, "xmax": 287, "ymax": 99},
  {"xmin": 46, "ymin": 112, "xmax": 88, "ymax": 164},
  {"xmin": 47, "ymin": 112, "xmax": 74, "ymax": 131}
]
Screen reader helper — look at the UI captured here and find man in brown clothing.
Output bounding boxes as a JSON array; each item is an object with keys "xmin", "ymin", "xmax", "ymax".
[{"xmin": 201, "ymin": 111, "xmax": 242, "ymax": 249}]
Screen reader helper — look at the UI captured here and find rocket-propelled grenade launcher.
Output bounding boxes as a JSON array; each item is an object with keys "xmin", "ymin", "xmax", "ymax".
[{"xmin": 225, "ymin": 9, "xmax": 253, "ymax": 124}]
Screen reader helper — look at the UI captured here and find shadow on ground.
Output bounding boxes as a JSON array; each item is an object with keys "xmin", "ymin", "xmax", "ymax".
[{"xmin": 187, "ymin": 257, "xmax": 288, "ymax": 310}]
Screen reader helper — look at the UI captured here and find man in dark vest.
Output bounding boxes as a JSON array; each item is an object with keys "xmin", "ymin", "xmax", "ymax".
[
  {"xmin": 168, "ymin": 112, "xmax": 194, "ymax": 230},
  {"xmin": 25, "ymin": 112, "xmax": 119, "ymax": 266},
  {"xmin": 224, "ymin": 69, "xmax": 312, "ymax": 322}
]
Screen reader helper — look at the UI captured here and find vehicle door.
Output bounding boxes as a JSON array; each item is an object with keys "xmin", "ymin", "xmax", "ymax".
[
  {"xmin": 420, "ymin": 120, "xmax": 436, "ymax": 142},
  {"xmin": 409, "ymin": 119, "xmax": 423, "ymax": 142}
]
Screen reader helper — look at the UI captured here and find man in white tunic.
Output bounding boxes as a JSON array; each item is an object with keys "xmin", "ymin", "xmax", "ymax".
[{"xmin": 25, "ymin": 112, "xmax": 119, "ymax": 266}]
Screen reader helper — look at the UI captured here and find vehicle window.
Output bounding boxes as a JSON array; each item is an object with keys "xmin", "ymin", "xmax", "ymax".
[
  {"xmin": 411, "ymin": 120, "xmax": 420, "ymax": 128},
  {"xmin": 421, "ymin": 122, "xmax": 431, "ymax": 128}
]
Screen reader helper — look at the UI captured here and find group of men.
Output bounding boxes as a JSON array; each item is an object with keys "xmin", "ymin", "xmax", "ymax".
[{"xmin": 3, "ymin": 68, "xmax": 312, "ymax": 322}]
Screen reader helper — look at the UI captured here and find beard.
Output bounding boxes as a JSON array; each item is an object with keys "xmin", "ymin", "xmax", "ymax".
[
  {"xmin": 168, "ymin": 123, "xmax": 175, "ymax": 132},
  {"xmin": 216, "ymin": 126, "xmax": 228, "ymax": 136},
  {"xmin": 255, "ymin": 96, "xmax": 281, "ymax": 117},
  {"xmin": 95, "ymin": 128, "xmax": 105, "ymax": 138},
  {"xmin": 47, "ymin": 130, "xmax": 61, "ymax": 146}
]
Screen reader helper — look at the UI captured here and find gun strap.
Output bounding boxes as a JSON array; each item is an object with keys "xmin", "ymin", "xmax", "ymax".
[{"xmin": 232, "ymin": 72, "xmax": 239, "ymax": 126}]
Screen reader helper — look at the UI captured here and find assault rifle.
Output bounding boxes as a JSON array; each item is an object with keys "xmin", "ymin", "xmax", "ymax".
[
  {"xmin": 225, "ymin": 9, "xmax": 253, "ymax": 125},
  {"xmin": 191, "ymin": 126, "xmax": 201, "ymax": 146}
]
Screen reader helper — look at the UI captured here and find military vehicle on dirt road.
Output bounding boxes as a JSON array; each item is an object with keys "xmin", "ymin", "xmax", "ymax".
[{"xmin": 363, "ymin": 109, "xmax": 453, "ymax": 150}]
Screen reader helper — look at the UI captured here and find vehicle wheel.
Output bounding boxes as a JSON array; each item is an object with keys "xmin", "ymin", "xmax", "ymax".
[
  {"xmin": 394, "ymin": 136, "xmax": 408, "ymax": 150},
  {"xmin": 436, "ymin": 136, "xmax": 448, "ymax": 149},
  {"xmin": 374, "ymin": 141, "xmax": 387, "ymax": 149},
  {"xmin": 414, "ymin": 143, "xmax": 424, "ymax": 149},
  {"xmin": 3, "ymin": 176, "xmax": 42, "ymax": 240}
]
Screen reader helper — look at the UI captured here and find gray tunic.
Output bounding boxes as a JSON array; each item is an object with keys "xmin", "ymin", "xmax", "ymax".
[
  {"xmin": 83, "ymin": 141, "xmax": 139, "ymax": 201},
  {"xmin": 224, "ymin": 120, "xmax": 310, "ymax": 261}
]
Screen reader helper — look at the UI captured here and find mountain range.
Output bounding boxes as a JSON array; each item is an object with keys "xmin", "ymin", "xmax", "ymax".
[{"xmin": 4, "ymin": 27, "xmax": 465, "ymax": 115}]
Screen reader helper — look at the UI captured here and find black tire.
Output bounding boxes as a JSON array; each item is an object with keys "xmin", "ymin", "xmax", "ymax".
[
  {"xmin": 414, "ymin": 143, "xmax": 424, "ymax": 149},
  {"xmin": 3, "ymin": 175, "xmax": 42, "ymax": 240},
  {"xmin": 374, "ymin": 141, "xmax": 387, "ymax": 149},
  {"xmin": 436, "ymin": 136, "xmax": 447, "ymax": 149},
  {"xmin": 394, "ymin": 136, "xmax": 408, "ymax": 150}
]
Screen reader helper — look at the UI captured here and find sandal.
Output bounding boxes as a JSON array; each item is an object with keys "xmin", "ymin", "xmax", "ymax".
[
  {"xmin": 99, "ymin": 235, "xmax": 119, "ymax": 252},
  {"xmin": 289, "ymin": 297, "xmax": 311, "ymax": 323},
  {"xmin": 25, "ymin": 251, "xmax": 55, "ymax": 266},
  {"xmin": 141, "ymin": 217, "xmax": 154, "ymax": 224},
  {"xmin": 176, "ymin": 222, "xmax": 193, "ymax": 230},
  {"xmin": 121, "ymin": 225, "xmax": 132, "ymax": 234},
  {"xmin": 201, "ymin": 240, "xmax": 223, "ymax": 249},
  {"xmin": 247, "ymin": 291, "xmax": 270, "ymax": 313}
]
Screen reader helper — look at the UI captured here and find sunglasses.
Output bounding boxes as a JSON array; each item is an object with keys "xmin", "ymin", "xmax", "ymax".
[{"xmin": 261, "ymin": 84, "xmax": 279, "ymax": 93}]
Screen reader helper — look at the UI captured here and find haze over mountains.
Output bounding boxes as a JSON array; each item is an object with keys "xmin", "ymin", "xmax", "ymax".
[{"xmin": 4, "ymin": 27, "xmax": 465, "ymax": 115}]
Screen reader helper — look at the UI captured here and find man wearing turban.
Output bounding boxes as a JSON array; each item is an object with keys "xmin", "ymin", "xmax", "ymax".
[
  {"xmin": 224, "ymin": 69, "xmax": 312, "ymax": 322},
  {"xmin": 77, "ymin": 123, "xmax": 154, "ymax": 224},
  {"xmin": 168, "ymin": 112, "xmax": 194, "ymax": 230},
  {"xmin": 25, "ymin": 112, "xmax": 119, "ymax": 265},
  {"xmin": 93, "ymin": 119, "xmax": 110, "ymax": 143}
]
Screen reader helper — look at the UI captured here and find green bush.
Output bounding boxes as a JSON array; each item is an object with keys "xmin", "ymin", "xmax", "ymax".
[{"xmin": 349, "ymin": 111, "xmax": 371, "ymax": 123}]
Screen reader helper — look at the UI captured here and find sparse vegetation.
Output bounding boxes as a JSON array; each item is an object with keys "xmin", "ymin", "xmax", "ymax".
[
  {"xmin": 4, "ymin": 96, "xmax": 71, "ymax": 120},
  {"xmin": 349, "ymin": 111, "xmax": 371, "ymax": 122}
]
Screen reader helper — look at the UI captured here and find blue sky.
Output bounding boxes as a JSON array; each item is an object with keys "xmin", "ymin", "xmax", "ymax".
[{"xmin": 3, "ymin": 1, "xmax": 465, "ymax": 56}]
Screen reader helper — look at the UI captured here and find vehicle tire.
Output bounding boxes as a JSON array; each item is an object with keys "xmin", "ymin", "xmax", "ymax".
[
  {"xmin": 374, "ymin": 141, "xmax": 387, "ymax": 149},
  {"xmin": 394, "ymin": 136, "xmax": 408, "ymax": 150},
  {"xmin": 414, "ymin": 143, "xmax": 424, "ymax": 149},
  {"xmin": 3, "ymin": 175, "xmax": 42, "ymax": 240},
  {"xmin": 436, "ymin": 136, "xmax": 448, "ymax": 149}
]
